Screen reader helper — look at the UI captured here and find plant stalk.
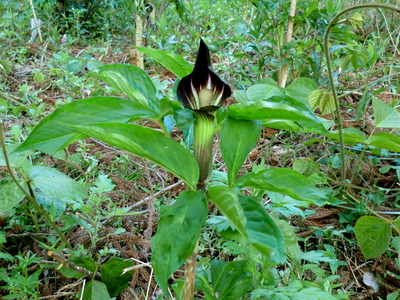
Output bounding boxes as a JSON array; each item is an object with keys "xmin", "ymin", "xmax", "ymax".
[
  {"xmin": 183, "ymin": 112, "xmax": 215, "ymax": 300},
  {"xmin": 278, "ymin": 0, "xmax": 297, "ymax": 88},
  {"xmin": 28, "ymin": 0, "xmax": 43, "ymax": 42},
  {"xmin": 183, "ymin": 246, "xmax": 197, "ymax": 300},
  {"xmin": 135, "ymin": 8, "xmax": 144, "ymax": 69}
]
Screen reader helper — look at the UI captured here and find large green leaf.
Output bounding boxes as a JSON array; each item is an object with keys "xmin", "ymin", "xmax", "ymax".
[
  {"xmin": 262, "ymin": 119, "xmax": 331, "ymax": 134},
  {"xmin": 326, "ymin": 127, "xmax": 367, "ymax": 145},
  {"xmin": 30, "ymin": 166, "xmax": 87, "ymax": 200},
  {"xmin": 246, "ymin": 84, "xmax": 285, "ymax": 101},
  {"xmin": 0, "ymin": 179, "xmax": 26, "ymax": 212},
  {"xmin": 90, "ymin": 64, "xmax": 158, "ymax": 110},
  {"xmin": 373, "ymin": 97, "xmax": 400, "ymax": 128},
  {"xmin": 101, "ymin": 257, "xmax": 135, "ymax": 297},
  {"xmin": 251, "ymin": 286, "xmax": 340, "ymax": 300},
  {"xmin": 75, "ymin": 123, "xmax": 199, "ymax": 188},
  {"xmin": 208, "ymin": 185, "xmax": 247, "ymax": 236},
  {"xmin": 368, "ymin": 132, "xmax": 400, "ymax": 152},
  {"xmin": 136, "ymin": 47, "xmax": 193, "ymax": 78},
  {"xmin": 328, "ymin": 130, "xmax": 400, "ymax": 152},
  {"xmin": 220, "ymin": 118, "xmax": 262, "ymax": 186},
  {"xmin": 35, "ymin": 190, "xmax": 66, "ymax": 216},
  {"xmin": 274, "ymin": 218, "xmax": 302, "ymax": 277},
  {"xmin": 80, "ymin": 280, "xmax": 110, "ymax": 300},
  {"xmin": 211, "ymin": 260, "xmax": 254, "ymax": 300},
  {"xmin": 286, "ymin": 77, "xmax": 317, "ymax": 105},
  {"xmin": 16, "ymin": 97, "xmax": 157, "ymax": 155},
  {"xmin": 209, "ymin": 186, "xmax": 285, "ymax": 263},
  {"xmin": 151, "ymin": 190, "xmax": 207, "ymax": 296},
  {"xmin": 228, "ymin": 96, "xmax": 321, "ymax": 123},
  {"xmin": 235, "ymin": 168, "xmax": 328, "ymax": 205},
  {"xmin": 0, "ymin": 144, "xmax": 32, "ymax": 168},
  {"xmin": 239, "ymin": 195, "xmax": 286, "ymax": 263},
  {"xmin": 355, "ymin": 216, "xmax": 391, "ymax": 260}
]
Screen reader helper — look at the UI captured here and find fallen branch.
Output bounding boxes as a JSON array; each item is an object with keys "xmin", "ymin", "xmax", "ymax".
[{"xmin": 48, "ymin": 251, "xmax": 101, "ymax": 280}]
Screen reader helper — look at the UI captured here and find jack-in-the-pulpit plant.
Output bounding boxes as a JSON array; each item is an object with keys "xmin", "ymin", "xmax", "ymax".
[
  {"xmin": 177, "ymin": 39, "xmax": 231, "ymax": 190},
  {"xmin": 14, "ymin": 36, "xmax": 334, "ymax": 299},
  {"xmin": 177, "ymin": 39, "xmax": 233, "ymax": 298}
]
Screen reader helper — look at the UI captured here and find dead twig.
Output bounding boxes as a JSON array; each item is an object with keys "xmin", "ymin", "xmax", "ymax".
[{"xmin": 48, "ymin": 251, "xmax": 101, "ymax": 280}]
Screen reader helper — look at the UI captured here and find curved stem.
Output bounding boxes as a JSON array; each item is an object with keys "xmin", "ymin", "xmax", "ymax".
[
  {"xmin": 157, "ymin": 118, "xmax": 170, "ymax": 137},
  {"xmin": 323, "ymin": 3, "xmax": 400, "ymax": 182}
]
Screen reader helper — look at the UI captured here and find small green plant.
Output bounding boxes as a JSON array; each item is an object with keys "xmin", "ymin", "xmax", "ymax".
[{"xmin": 0, "ymin": 251, "xmax": 42, "ymax": 300}]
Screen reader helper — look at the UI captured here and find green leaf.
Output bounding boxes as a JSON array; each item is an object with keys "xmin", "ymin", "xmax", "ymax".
[
  {"xmin": 209, "ymin": 186, "xmax": 285, "ymax": 263},
  {"xmin": 246, "ymin": 84, "xmax": 285, "ymax": 101},
  {"xmin": 228, "ymin": 96, "xmax": 321, "ymax": 123},
  {"xmin": 373, "ymin": 97, "xmax": 400, "ymax": 128},
  {"xmin": 368, "ymin": 132, "xmax": 400, "ymax": 152},
  {"xmin": 286, "ymin": 77, "xmax": 317, "ymax": 104},
  {"xmin": 30, "ymin": 166, "xmax": 87, "ymax": 200},
  {"xmin": 388, "ymin": 291, "xmax": 400, "ymax": 300},
  {"xmin": 394, "ymin": 216, "xmax": 400, "ymax": 232},
  {"xmin": 326, "ymin": 127, "xmax": 366, "ymax": 145},
  {"xmin": 35, "ymin": 190, "xmax": 66, "ymax": 216},
  {"xmin": 0, "ymin": 144, "xmax": 32, "ymax": 168},
  {"xmin": 0, "ymin": 179, "xmax": 26, "ymax": 212},
  {"xmin": 262, "ymin": 119, "xmax": 332, "ymax": 134},
  {"xmin": 151, "ymin": 190, "xmax": 207, "ymax": 296},
  {"xmin": 234, "ymin": 90, "xmax": 250, "ymax": 103},
  {"xmin": 211, "ymin": 260, "xmax": 254, "ymax": 300},
  {"xmin": 220, "ymin": 118, "xmax": 262, "ymax": 186},
  {"xmin": 293, "ymin": 158, "xmax": 320, "ymax": 177},
  {"xmin": 86, "ymin": 59, "xmax": 103, "ymax": 71},
  {"xmin": 136, "ymin": 47, "xmax": 193, "ymax": 78},
  {"xmin": 0, "ymin": 97, "xmax": 8, "ymax": 107},
  {"xmin": 17, "ymin": 97, "xmax": 157, "ymax": 155},
  {"xmin": 67, "ymin": 58, "xmax": 84, "ymax": 74},
  {"xmin": 239, "ymin": 195, "xmax": 286, "ymax": 263},
  {"xmin": 0, "ymin": 251, "xmax": 15, "ymax": 261},
  {"xmin": 75, "ymin": 123, "xmax": 199, "ymax": 189},
  {"xmin": 235, "ymin": 168, "xmax": 328, "ymax": 205},
  {"xmin": 251, "ymin": 286, "xmax": 340, "ymax": 300},
  {"xmin": 208, "ymin": 185, "xmax": 247, "ymax": 236},
  {"xmin": 347, "ymin": 13, "xmax": 363, "ymax": 30},
  {"xmin": 91, "ymin": 174, "xmax": 115, "ymax": 195},
  {"xmin": 308, "ymin": 89, "xmax": 336, "ymax": 115},
  {"xmin": 101, "ymin": 257, "xmax": 135, "ymax": 297},
  {"xmin": 80, "ymin": 280, "xmax": 111, "ymax": 300},
  {"xmin": 274, "ymin": 218, "xmax": 302, "ymax": 277},
  {"xmin": 90, "ymin": 64, "xmax": 158, "ymax": 110},
  {"xmin": 355, "ymin": 216, "xmax": 391, "ymax": 259},
  {"xmin": 0, "ymin": 59, "xmax": 12, "ymax": 74}
]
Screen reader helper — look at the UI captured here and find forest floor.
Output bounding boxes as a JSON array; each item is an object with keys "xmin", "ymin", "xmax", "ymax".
[{"xmin": 1, "ymin": 43, "xmax": 400, "ymax": 300}]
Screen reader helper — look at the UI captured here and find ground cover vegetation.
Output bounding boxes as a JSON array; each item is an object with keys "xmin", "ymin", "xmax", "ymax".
[{"xmin": 1, "ymin": 0, "xmax": 400, "ymax": 299}]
